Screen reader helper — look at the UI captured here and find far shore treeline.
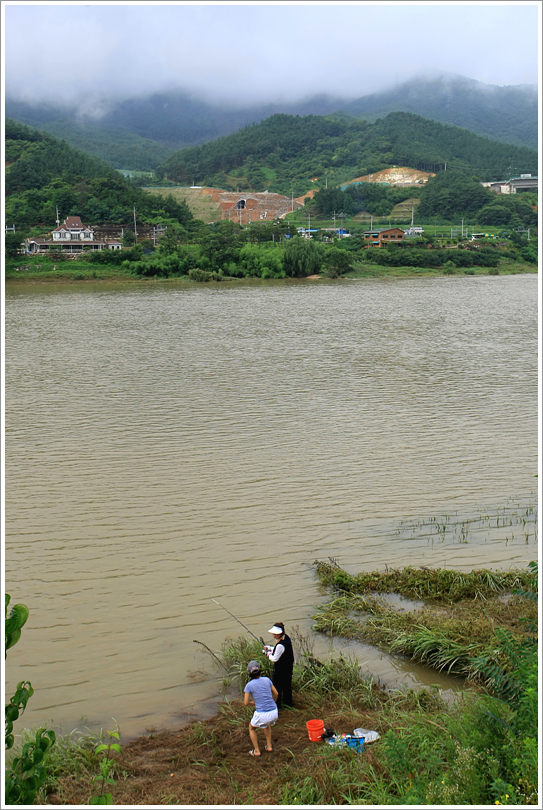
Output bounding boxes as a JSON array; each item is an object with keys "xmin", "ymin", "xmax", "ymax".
[{"xmin": 4, "ymin": 114, "xmax": 538, "ymax": 280}]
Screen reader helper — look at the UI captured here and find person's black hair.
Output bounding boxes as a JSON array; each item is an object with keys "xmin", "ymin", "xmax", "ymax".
[
  {"xmin": 249, "ymin": 671, "xmax": 261, "ymax": 679},
  {"xmin": 274, "ymin": 622, "xmax": 285, "ymax": 632}
]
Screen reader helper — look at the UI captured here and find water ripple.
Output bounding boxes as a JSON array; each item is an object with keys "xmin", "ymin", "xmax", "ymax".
[{"xmin": 5, "ymin": 276, "xmax": 538, "ymax": 739}]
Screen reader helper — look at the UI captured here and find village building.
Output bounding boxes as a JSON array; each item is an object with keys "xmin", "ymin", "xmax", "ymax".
[
  {"xmin": 363, "ymin": 227, "xmax": 406, "ymax": 247},
  {"xmin": 482, "ymin": 175, "xmax": 538, "ymax": 195},
  {"xmin": 23, "ymin": 216, "xmax": 123, "ymax": 254}
]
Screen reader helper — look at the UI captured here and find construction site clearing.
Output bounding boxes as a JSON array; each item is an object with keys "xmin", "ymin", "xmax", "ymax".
[{"xmin": 145, "ymin": 168, "xmax": 432, "ymax": 225}]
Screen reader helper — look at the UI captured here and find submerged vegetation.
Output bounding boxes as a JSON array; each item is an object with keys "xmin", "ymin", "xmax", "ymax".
[{"xmin": 396, "ymin": 498, "xmax": 538, "ymax": 548}]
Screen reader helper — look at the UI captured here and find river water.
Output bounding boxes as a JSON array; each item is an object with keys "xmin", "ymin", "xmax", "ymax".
[{"xmin": 4, "ymin": 275, "xmax": 538, "ymax": 740}]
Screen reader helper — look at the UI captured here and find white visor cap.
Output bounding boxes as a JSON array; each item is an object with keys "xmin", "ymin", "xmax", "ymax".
[{"xmin": 268, "ymin": 626, "xmax": 283, "ymax": 634}]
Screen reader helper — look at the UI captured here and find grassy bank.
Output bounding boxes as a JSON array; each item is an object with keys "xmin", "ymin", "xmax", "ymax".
[
  {"xmin": 346, "ymin": 261, "xmax": 537, "ymax": 279},
  {"xmin": 5, "ymin": 254, "xmax": 537, "ymax": 284},
  {"xmin": 12, "ymin": 563, "xmax": 536, "ymax": 806}
]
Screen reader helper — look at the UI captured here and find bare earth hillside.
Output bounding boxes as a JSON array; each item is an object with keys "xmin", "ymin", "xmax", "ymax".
[
  {"xmin": 145, "ymin": 187, "xmax": 303, "ymax": 224},
  {"xmin": 344, "ymin": 167, "xmax": 435, "ymax": 186}
]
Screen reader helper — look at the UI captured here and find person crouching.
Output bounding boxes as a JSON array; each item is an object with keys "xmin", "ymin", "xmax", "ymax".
[{"xmin": 244, "ymin": 660, "xmax": 278, "ymax": 756}]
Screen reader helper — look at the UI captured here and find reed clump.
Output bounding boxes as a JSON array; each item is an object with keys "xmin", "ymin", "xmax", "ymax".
[
  {"xmin": 313, "ymin": 561, "xmax": 537, "ymax": 684},
  {"xmin": 315, "ymin": 558, "xmax": 530, "ymax": 602}
]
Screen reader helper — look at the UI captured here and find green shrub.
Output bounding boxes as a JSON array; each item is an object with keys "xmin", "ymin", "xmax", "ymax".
[
  {"xmin": 282, "ymin": 237, "xmax": 323, "ymax": 277},
  {"xmin": 5, "ymin": 594, "xmax": 56, "ymax": 805}
]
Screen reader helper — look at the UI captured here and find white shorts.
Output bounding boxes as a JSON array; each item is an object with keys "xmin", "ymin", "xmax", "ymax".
[{"xmin": 251, "ymin": 708, "xmax": 278, "ymax": 728}]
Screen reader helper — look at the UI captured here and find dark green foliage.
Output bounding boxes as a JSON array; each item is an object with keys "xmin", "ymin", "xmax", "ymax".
[
  {"xmin": 198, "ymin": 220, "xmax": 243, "ymax": 269},
  {"xmin": 314, "ymin": 182, "xmax": 420, "ymax": 218},
  {"xmin": 238, "ymin": 243, "xmax": 286, "ymax": 279},
  {"xmin": 322, "ymin": 247, "xmax": 353, "ymax": 278},
  {"xmin": 478, "ymin": 196, "xmax": 537, "ymax": 228},
  {"xmin": 5, "ymin": 595, "xmax": 30, "ymax": 659},
  {"xmin": 365, "ymin": 244, "xmax": 503, "ymax": 269},
  {"xmin": 282, "ymin": 237, "xmax": 324, "ymax": 277},
  {"xmin": 5, "ymin": 728, "xmax": 56, "ymax": 805},
  {"xmin": 417, "ymin": 169, "xmax": 493, "ymax": 218},
  {"xmin": 5, "ymin": 120, "xmax": 115, "ymax": 196},
  {"xmin": 131, "ymin": 250, "xmax": 197, "ymax": 278},
  {"xmin": 4, "ymin": 231, "xmax": 27, "ymax": 258}
]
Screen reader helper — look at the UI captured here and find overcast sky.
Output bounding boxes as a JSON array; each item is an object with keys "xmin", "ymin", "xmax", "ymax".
[{"xmin": 3, "ymin": 2, "xmax": 540, "ymax": 114}]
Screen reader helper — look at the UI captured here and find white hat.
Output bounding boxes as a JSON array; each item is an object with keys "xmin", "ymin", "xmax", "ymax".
[{"xmin": 268, "ymin": 625, "xmax": 283, "ymax": 634}]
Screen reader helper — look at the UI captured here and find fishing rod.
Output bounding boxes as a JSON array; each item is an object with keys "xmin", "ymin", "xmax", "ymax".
[{"xmin": 211, "ymin": 598, "xmax": 265, "ymax": 645}]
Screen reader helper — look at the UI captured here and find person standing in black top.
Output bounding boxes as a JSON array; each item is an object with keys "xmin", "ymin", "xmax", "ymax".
[{"xmin": 263, "ymin": 622, "xmax": 294, "ymax": 709}]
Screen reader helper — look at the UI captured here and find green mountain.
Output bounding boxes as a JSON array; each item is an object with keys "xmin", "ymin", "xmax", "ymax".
[
  {"xmin": 343, "ymin": 74, "xmax": 538, "ymax": 150},
  {"xmin": 5, "ymin": 74, "xmax": 537, "ymax": 172},
  {"xmin": 156, "ymin": 111, "xmax": 538, "ymax": 196}
]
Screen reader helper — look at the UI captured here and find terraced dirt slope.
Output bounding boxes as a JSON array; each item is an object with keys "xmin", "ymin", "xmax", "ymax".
[{"xmin": 145, "ymin": 187, "xmax": 304, "ymax": 223}]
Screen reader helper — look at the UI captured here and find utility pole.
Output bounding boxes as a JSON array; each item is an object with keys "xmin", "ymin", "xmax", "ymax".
[
  {"xmin": 308, "ymin": 212, "xmax": 311, "ymax": 238},
  {"xmin": 56, "ymin": 206, "xmax": 60, "ymax": 226},
  {"xmin": 339, "ymin": 212, "xmax": 345, "ymax": 238},
  {"xmin": 291, "ymin": 190, "xmax": 294, "ymax": 212},
  {"xmin": 133, "ymin": 207, "xmax": 137, "ymax": 242}
]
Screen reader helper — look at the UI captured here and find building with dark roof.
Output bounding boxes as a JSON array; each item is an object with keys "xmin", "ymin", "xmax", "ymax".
[{"xmin": 23, "ymin": 216, "xmax": 122, "ymax": 254}]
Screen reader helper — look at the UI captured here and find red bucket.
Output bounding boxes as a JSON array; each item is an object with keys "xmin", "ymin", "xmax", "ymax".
[{"xmin": 306, "ymin": 719, "xmax": 325, "ymax": 741}]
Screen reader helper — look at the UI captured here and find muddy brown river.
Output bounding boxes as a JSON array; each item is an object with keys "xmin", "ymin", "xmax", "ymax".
[{"xmin": 4, "ymin": 275, "xmax": 538, "ymax": 740}]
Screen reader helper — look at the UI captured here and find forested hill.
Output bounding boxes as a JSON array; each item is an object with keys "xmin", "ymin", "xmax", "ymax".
[
  {"xmin": 343, "ymin": 75, "xmax": 538, "ymax": 151},
  {"xmin": 4, "ymin": 119, "xmax": 193, "ymax": 229},
  {"xmin": 5, "ymin": 118, "xmax": 117, "ymax": 195},
  {"xmin": 156, "ymin": 111, "xmax": 538, "ymax": 196}
]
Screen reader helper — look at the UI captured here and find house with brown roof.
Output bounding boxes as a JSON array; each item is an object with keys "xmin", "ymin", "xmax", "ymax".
[
  {"xmin": 23, "ymin": 216, "xmax": 123, "ymax": 254},
  {"xmin": 363, "ymin": 227, "xmax": 406, "ymax": 247}
]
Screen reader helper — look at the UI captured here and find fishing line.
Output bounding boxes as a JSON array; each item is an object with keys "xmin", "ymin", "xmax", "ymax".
[{"xmin": 211, "ymin": 598, "xmax": 265, "ymax": 645}]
